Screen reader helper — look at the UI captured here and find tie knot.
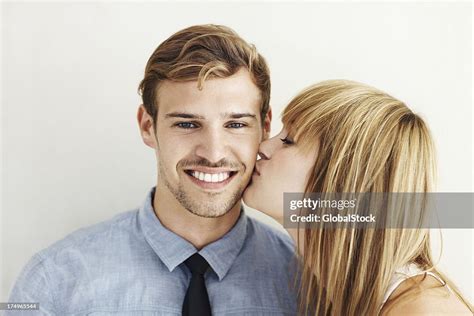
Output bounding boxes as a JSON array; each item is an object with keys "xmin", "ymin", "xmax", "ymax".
[{"xmin": 184, "ymin": 253, "xmax": 209, "ymax": 275}]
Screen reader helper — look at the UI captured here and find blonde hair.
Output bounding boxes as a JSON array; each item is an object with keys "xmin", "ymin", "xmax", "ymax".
[
  {"xmin": 138, "ymin": 24, "xmax": 270, "ymax": 127},
  {"xmin": 282, "ymin": 80, "xmax": 471, "ymax": 315}
]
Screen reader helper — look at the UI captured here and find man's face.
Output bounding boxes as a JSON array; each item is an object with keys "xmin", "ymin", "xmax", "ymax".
[{"xmin": 139, "ymin": 68, "xmax": 270, "ymax": 217}]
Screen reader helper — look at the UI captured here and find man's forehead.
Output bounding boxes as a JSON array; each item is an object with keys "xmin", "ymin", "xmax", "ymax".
[{"xmin": 156, "ymin": 74, "xmax": 262, "ymax": 117}]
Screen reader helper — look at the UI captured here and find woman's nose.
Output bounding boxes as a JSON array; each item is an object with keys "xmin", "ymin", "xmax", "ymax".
[{"xmin": 258, "ymin": 138, "xmax": 273, "ymax": 160}]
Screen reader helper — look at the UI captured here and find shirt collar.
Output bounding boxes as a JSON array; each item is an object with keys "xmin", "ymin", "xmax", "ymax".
[{"xmin": 139, "ymin": 187, "xmax": 248, "ymax": 281}]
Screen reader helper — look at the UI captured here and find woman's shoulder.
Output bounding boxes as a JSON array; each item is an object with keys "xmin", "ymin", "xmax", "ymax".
[{"xmin": 382, "ymin": 273, "xmax": 472, "ymax": 315}]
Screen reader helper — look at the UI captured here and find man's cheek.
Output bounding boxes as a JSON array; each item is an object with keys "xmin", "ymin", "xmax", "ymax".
[{"xmin": 157, "ymin": 150, "xmax": 177, "ymax": 171}]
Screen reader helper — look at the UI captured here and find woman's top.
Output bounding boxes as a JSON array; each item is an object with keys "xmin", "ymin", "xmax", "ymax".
[{"xmin": 381, "ymin": 263, "xmax": 449, "ymax": 310}]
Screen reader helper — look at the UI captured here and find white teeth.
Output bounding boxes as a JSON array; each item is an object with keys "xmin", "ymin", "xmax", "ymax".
[{"xmin": 191, "ymin": 171, "xmax": 231, "ymax": 183}]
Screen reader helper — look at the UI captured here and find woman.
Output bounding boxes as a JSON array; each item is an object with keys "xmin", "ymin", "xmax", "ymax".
[{"xmin": 243, "ymin": 80, "xmax": 472, "ymax": 315}]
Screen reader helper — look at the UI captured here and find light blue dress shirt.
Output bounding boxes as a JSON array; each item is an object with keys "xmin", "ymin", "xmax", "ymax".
[{"xmin": 7, "ymin": 188, "xmax": 298, "ymax": 315}]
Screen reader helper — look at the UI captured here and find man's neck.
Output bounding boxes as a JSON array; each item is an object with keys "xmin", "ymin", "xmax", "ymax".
[{"xmin": 152, "ymin": 186, "xmax": 242, "ymax": 250}]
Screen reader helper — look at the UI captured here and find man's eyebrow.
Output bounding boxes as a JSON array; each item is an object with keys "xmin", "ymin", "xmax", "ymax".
[
  {"xmin": 222, "ymin": 112, "xmax": 257, "ymax": 120},
  {"xmin": 164, "ymin": 112, "xmax": 205, "ymax": 119}
]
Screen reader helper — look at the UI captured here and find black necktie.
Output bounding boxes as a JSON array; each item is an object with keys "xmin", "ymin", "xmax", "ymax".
[{"xmin": 182, "ymin": 253, "xmax": 212, "ymax": 316}]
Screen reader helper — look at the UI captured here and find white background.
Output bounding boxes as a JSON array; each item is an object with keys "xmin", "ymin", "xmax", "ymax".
[{"xmin": 1, "ymin": 1, "xmax": 472, "ymax": 302}]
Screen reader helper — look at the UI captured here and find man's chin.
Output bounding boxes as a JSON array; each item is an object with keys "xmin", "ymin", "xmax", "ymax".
[
  {"xmin": 174, "ymin": 175, "xmax": 249, "ymax": 217},
  {"xmin": 179, "ymin": 194, "xmax": 242, "ymax": 218}
]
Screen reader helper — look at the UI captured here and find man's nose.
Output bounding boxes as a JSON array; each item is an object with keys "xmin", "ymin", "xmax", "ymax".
[{"xmin": 194, "ymin": 129, "xmax": 228, "ymax": 164}]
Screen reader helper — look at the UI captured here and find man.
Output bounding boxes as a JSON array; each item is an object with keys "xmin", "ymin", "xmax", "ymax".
[{"xmin": 7, "ymin": 25, "xmax": 297, "ymax": 315}]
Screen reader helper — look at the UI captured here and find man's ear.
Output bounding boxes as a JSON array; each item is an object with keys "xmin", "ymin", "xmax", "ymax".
[
  {"xmin": 137, "ymin": 105, "xmax": 157, "ymax": 149},
  {"xmin": 262, "ymin": 107, "xmax": 272, "ymax": 140}
]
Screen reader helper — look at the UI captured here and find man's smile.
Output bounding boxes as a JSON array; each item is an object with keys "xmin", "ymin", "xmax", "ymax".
[{"xmin": 183, "ymin": 167, "xmax": 239, "ymax": 189}]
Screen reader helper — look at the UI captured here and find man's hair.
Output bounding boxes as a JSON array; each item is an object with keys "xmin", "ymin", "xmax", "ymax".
[{"xmin": 138, "ymin": 24, "xmax": 271, "ymax": 126}]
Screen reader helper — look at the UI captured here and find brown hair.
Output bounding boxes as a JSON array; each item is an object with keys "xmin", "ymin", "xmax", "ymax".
[{"xmin": 138, "ymin": 24, "xmax": 271, "ymax": 127}]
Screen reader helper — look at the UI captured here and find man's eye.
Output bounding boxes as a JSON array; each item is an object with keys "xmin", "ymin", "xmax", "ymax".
[
  {"xmin": 175, "ymin": 122, "xmax": 198, "ymax": 129},
  {"xmin": 280, "ymin": 136, "xmax": 294, "ymax": 145},
  {"xmin": 227, "ymin": 122, "xmax": 246, "ymax": 128}
]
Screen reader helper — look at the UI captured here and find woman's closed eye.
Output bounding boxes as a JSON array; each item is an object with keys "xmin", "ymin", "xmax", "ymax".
[{"xmin": 280, "ymin": 136, "xmax": 294, "ymax": 145}]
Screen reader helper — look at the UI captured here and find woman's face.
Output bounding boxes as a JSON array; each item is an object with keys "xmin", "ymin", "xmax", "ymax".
[{"xmin": 243, "ymin": 127, "xmax": 318, "ymax": 224}]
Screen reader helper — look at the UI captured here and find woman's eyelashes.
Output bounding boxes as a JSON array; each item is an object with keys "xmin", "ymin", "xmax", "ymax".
[{"xmin": 280, "ymin": 136, "xmax": 294, "ymax": 145}]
